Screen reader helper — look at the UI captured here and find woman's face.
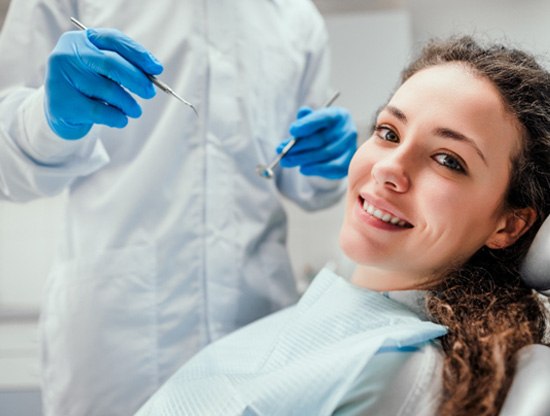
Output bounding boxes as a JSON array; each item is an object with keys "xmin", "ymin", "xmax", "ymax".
[{"xmin": 340, "ymin": 63, "xmax": 523, "ymax": 290}]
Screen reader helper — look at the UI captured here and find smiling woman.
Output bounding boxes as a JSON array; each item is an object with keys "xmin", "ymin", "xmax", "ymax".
[
  {"xmin": 136, "ymin": 36, "xmax": 549, "ymax": 416},
  {"xmin": 342, "ymin": 63, "xmax": 529, "ymax": 291},
  {"xmin": 344, "ymin": 36, "xmax": 549, "ymax": 416}
]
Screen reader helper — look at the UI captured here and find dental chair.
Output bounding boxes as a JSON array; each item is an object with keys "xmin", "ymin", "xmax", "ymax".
[{"xmin": 501, "ymin": 216, "xmax": 550, "ymax": 416}]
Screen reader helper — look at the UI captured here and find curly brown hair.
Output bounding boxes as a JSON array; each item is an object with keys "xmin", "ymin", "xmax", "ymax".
[{"xmin": 401, "ymin": 36, "xmax": 550, "ymax": 416}]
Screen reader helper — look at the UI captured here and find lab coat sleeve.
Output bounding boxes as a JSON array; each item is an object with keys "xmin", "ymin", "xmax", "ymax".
[
  {"xmin": 0, "ymin": 0, "xmax": 109, "ymax": 202},
  {"xmin": 275, "ymin": 11, "xmax": 347, "ymax": 211}
]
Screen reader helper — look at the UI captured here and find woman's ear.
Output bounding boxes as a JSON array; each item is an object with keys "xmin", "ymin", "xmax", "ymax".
[{"xmin": 485, "ymin": 207, "xmax": 537, "ymax": 249}]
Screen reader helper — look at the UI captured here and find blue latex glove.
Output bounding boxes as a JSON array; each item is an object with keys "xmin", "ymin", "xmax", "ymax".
[
  {"xmin": 277, "ymin": 107, "xmax": 357, "ymax": 179},
  {"xmin": 44, "ymin": 28, "xmax": 163, "ymax": 140}
]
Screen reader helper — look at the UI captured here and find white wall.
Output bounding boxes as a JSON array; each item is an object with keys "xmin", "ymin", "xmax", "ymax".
[
  {"xmin": 0, "ymin": 196, "xmax": 65, "ymax": 312},
  {"xmin": 408, "ymin": 0, "xmax": 550, "ymax": 57}
]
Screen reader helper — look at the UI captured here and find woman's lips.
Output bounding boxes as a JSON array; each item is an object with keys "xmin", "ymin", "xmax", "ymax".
[{"xmin": 357, "ymin": 196, "xmax": 413, "ymax": 229}]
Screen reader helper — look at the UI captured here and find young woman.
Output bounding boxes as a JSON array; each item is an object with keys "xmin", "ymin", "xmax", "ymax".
[{"xmin": 136, "ymin": 36, "xmax": 550, "ymax": 416}]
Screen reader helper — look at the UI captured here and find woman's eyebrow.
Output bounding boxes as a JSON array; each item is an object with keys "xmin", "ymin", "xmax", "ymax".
[
  {"xmin": 434, "ymin": 127, "xmax": 488, "ymax": 166},
  {"xmin": 384, "ymin": 105, "xmax": 408, "ymax": 124},
  {"xmin": 383, "ymin": 105, "xmax": 488, "ymax": 166}
]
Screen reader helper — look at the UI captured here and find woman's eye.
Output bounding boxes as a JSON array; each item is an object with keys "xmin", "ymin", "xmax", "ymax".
[
  {"xmin": 433, "ymin": 153, "xmax": 466, "ymax": 174},
  {"xmin": 375, "ymin": 126, "xmax": 399, "ymax": 143}
]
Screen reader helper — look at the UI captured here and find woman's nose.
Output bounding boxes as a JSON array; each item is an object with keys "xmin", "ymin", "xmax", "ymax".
[{"xmin": 371, "ymin": 150, "xmax": 411, "ymax": 193}]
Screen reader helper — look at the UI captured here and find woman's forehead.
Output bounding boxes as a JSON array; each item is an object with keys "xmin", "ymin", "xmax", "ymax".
[
  {"xmin": 384, "ymin": 64, "xmax": 523, "ymax": 164},
  {"xmin": 389, "ymin": 64, "xmax": 510, "ymax": 125}
]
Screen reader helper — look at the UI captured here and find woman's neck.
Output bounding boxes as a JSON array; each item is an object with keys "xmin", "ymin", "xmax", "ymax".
[{"xmin": 351, "ymin": 265, "xmax": 436, "ymax": 291}]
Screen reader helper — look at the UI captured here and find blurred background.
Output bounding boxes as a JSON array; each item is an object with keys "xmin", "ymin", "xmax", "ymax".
[{"xmin": 2, "ymin": 0, "xmax": 550, "ymax": 414}]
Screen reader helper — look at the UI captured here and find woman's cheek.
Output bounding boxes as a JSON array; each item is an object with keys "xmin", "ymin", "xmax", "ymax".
[{"xmin": 348, "ymin": 143, "xmax": 375, "ymax": 184}]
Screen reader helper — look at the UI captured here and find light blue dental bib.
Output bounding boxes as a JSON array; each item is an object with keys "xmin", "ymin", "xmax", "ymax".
[{"xmin": 136, "ymin": 269, "xmax": 447, "ymax": 416}]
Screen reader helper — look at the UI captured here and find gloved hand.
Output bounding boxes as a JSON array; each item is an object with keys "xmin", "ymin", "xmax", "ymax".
[
  {"xmin": 44, "ymin": 28, "xmax": 164, "ymax": 140},
  {"xmin": 277, "ymin": 106, "xmax": 357, "ymax": 179}
]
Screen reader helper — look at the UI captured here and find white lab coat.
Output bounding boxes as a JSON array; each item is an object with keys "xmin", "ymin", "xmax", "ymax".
[{"xmin": 0, "ymin": 0, "xmax": 345, "ymax": 414}]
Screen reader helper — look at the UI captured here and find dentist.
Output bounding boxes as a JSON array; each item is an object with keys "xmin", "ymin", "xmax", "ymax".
[{"xmin": 0, "ymin": 0, "xmax": 357, "ymax": 415}]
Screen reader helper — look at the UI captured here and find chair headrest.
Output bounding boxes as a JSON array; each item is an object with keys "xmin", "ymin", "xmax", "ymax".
[{"xmin": 521, "ymin": 216, "xmax": 550, "ymax": 296}]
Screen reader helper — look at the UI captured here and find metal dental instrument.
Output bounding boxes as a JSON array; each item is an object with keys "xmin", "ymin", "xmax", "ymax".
[
  {"xmin": 70, "ymin": 17, "xmax": 198, "ymax": 117},
  {"xmin": 256, "ymin": 91, "xmax": 340, "ymax": 179}
]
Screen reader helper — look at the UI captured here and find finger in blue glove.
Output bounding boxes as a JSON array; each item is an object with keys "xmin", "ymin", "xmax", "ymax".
[
  {"xmin": 45, "ymin": 28, "xmax": 163, "ymax": 140},
  {"xmin": 276, "ymin": 107, "xmax": 358, "ymax": 179}
]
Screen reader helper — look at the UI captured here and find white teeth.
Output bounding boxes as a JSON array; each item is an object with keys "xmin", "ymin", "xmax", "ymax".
[{"xmin": 362, "ymin": 200, "xmax": 409, "ymax": 227}]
